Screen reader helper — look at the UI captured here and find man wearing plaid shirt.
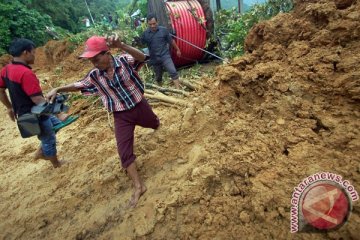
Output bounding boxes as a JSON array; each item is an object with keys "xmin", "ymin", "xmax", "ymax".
[{"xmin": 46, "ymin": 34, "xmax": 160, "ymax": 207}]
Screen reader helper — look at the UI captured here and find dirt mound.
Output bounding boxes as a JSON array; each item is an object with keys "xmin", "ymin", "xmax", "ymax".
[
  {"xmin": 33, "ymin": 40, "xmax": 73, "ymax": 70},
  {"xmin": 0, "ymin": 54, "xmax": 12, "ymax": 68},
  {"xmin": 0, "ymin": 0, "xmax": 359, "ymax": 239}
]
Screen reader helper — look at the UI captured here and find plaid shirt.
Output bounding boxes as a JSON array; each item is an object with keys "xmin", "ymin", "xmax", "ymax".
[{"xmin": 74, "ymin": 54, "xmax": 146, "ymax": 112}]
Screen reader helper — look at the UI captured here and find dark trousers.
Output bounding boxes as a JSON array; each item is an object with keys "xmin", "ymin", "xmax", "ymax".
[
  {"xmin": 113, "ymin": 99, "xmax": 160, "ymax": 168},
  {"xmin": 152, "ymin": 57, "xmax": 179, "ymax": 83}
]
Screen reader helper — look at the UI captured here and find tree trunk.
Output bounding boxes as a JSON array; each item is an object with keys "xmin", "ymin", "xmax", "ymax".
[
  {"xmin": 197, "ymin": 0, "xmax": 214, "ymax": 38},
  {"xmin": 216, "ymin": 0, "xmax": 221, "ymax": 10},
  {"xmin": 147, "ymin": 0, "xmax": 172, "ymax": 30}
]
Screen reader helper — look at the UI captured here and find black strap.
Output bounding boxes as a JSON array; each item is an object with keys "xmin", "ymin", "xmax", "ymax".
[{"xmin": 3, "ymin": 66, "xmax": 18, "ymax": 117}]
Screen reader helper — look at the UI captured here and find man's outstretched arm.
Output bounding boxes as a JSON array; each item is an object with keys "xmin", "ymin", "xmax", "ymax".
[{"xmin": 46, "ymin": 83, "xmax": 79, "ymax": 103}]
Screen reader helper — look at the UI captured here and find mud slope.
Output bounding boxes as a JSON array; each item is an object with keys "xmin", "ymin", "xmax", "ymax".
[{"xmin": 0, "ymin": 0, "xmax": 359, "ymax": 239}]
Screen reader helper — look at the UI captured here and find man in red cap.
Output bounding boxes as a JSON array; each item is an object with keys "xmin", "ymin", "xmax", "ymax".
[{"xmin": 46, "ymin": 34, "xmax": 160, "ymax": 207}]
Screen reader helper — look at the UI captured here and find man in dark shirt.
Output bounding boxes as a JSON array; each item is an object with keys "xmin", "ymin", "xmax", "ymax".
[
  {"xmin": 0, "ymin": 38, "xmax": 63, "ymax": 168},
  {"xmin": 141, "ymin": 13, "xmax": 181, "ymax": 89}
]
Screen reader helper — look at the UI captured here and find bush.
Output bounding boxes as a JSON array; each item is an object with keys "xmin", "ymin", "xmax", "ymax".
[
  {"xmin": 215, "ymin": 0, "xmax": 294, "ymax": 58},
  {"xmin": 67, "ymin": 8, "xmax": 145, "ymax": 51},
  {"xmin": 0, "ymin": 1, "xmax": 53, "ymax": 55}
]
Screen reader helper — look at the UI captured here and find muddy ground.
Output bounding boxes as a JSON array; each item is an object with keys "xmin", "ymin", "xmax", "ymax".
[{"xmin": 0, "ymin": 0, "xmax": 359, "ymax": 239}]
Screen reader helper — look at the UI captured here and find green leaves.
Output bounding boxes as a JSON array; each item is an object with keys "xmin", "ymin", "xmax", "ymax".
[
  {"xmin": 67, "ymin": 0, "xmax": 146, "ymax": 50},
  {"xmin": 0, "ymin": 0, "xmax": 132, "ymax": 55},
  {"xmin": 215, "ymin": 0, "xmax": 294, "ymax": 58},
  {"xmin": 0, "ymin": 1, "xmax": 53, "ymax": 54}
]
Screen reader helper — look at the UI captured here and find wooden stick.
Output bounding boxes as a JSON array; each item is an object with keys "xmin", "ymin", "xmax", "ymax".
[
  {"xmin": 145, "ymin": 83, "xmax": 190, "ymax": 96},
  {"xmin": 144, "ymin": 92, "xmax": 188, "ymax": 106},
  {"xmin": 150, "ymin": 102, "xmax": 181, "ymax": 108},
  {"xmin": 145, "ymin": 89, "xmax": 156, "ymax": 95},
  {"xmin": 179, "ymin": 79, "xmax": 199, "ymax": 91}
]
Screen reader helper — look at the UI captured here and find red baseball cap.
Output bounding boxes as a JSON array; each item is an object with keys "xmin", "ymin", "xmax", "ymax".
[{"xmin": 79, "ymin": 36, "xmax": 109, "ymax": 58}]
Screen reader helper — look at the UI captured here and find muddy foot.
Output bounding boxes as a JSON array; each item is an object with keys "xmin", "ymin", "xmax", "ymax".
[
  {"xmin": 34, "ymin": 148, "xmax": 43, "ymax": 160},
  {"xmin": 33, "ymin": 148, "xmax": 64, "ymax": 168},
  {"xmin": 128, "ymin": 185, "xmax": 147, "ymax": 208},
  {"xmin": 51, "ymin": 159, "xmax": 66, "ymax": 168}
]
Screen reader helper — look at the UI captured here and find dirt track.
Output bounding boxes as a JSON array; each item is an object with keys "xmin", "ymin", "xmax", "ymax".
[{"xmin": 0, "ymin": 0, "xmax": 359, "ymax": 239}]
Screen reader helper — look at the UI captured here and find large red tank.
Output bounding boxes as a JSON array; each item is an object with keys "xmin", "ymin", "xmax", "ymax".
[{"xmin": 165, "ymin": 0, "xmax": 207, "ymax": 66}]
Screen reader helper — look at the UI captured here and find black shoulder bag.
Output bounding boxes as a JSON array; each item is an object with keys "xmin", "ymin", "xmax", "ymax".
[{"xmin": 4, "ymin": 67, "xmax": 41, "ymax": 138}]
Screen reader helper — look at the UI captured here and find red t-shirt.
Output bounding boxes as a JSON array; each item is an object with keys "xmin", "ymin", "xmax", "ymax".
[{"xmin": 0, "ymin": 62, "xmax": 43, "ymax": 116}]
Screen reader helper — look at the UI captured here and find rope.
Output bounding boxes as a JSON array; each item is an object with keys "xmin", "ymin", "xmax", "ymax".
[
  {"xmin": 107, "ymin": 111, "xmax": 114, "ymax": 131},
  {"xmin": 170, "ymin": 33, "xmax": 229, "ymax": 63}
]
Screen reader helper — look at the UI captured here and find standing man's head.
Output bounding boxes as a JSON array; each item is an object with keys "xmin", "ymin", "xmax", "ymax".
[
  {"xmin": 146, "ymin": 13, "xmax": 158, "ymax": 32},
  {"xmin": 9, "ymin": 38, "xmax": 36, "ymax": 65},
  {"xmin": 79, "ymin": 36, "xmax": 111, "ymax": 71}
]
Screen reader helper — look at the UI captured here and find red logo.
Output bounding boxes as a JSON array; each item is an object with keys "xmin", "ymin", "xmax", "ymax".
[{"xmin": 301, "ymin": 183, "xmax": 350, "ymax": 230}]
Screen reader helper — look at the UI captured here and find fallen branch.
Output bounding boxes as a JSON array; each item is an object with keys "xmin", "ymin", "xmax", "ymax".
[
  {"xmin": 144, "ymin": 91, "xmax": 187, "ymax": 106},
  {"xmin": 150, "ymin": 102, "xmax": 181, "ymax": 108},
  {"xmin": 180, "ymin": 79, "xmax": 200, "ymax": 91},
  {"xmin": 145, "ymin": 83, "xmax": 190, "ymax": 96},
  {"xmin": 145, "ymin": 89, "xmax": 156, "ymax": 95}
]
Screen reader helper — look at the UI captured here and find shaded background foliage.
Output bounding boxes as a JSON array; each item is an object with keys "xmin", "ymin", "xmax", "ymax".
[
  {"xmin": 0, "ymin": 0, "xmax": 293, "ymax": 60},
  {"xmin": 20, "ymin": 0, "xmax": 130, "ymax": 32},
  {"xmin": 215, "ymin": 0, "xmax": 293, "ymax": 58},
  {"xmin": 0, "ymin": 0, "xmax": 131, "ymax": 55},
  {"xmin": 0, "ymin": 1, "xmax": 52, "ymax": 55}
]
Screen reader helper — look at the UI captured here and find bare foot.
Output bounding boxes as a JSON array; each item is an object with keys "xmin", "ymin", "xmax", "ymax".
[
  {"xmin": 34, "ymin": 148, "xmax": 43, "ymax": 160},
  {"xmin": 50, "ymin": 159, "xmax": 66, "ymax": 168},
  {"xmin": 33, "ymin": 148, "xmax": 64, "ymax": 168},
  {"xmin": 56, "ymin": 112, "xmax": 69, "ymax": 122},
  {"xmin": 173, "ymin": 79, "xmax": 182, "ymax": 90},
  {"xmin": 128, "ymin": 185, "xmax": 147, "ymax": 208}
]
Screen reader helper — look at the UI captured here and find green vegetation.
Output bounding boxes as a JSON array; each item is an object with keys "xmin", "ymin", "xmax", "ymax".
[
  {"xmin": 0, "ymin": 0, "xmax": 293, "ymax": 63},
  {"xmin": 0, "ymin": 0, "xmax": 134, "ymax": 55},
  {"xmin": 0, "ymin": 1, "xmax": 52, "ymax": 55},
  {"xmin": 21, "ymin": 0, "xmax": 129, "ymax": 33},
  {"xmin": 67, "ymin": 0, "xmax": 148, "ymax": 50},
  {"xmin": 215, "ymin": 0, "xmax": 293, "ymax": 58}
]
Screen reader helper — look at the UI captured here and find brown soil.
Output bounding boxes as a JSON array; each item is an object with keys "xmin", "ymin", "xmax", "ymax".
[{"xmin": 0, "ymin": 0, "xmax": 359, "ymax": 239}]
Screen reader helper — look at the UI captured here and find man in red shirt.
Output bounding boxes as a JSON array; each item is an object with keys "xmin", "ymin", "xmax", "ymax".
[
  {"xmin": 46, "ymin": 35, "xmax": 160, "ymax": 207},
  {"xmin": 0, "ymin": 38, "xmax": 63, "ymax": 168}
]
